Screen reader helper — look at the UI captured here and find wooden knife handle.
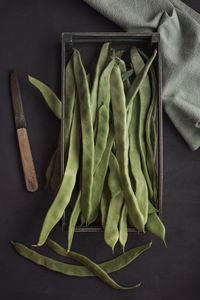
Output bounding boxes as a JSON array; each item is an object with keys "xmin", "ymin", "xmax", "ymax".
[{"xmin": 17, "ymin": 128, "xmax": 38, "ymax": 192}]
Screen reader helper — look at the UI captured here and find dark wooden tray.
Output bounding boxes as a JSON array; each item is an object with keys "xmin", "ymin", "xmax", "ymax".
[{"xmin": 61, "ymin": 32, "xmax": 163, "ymax": 232}]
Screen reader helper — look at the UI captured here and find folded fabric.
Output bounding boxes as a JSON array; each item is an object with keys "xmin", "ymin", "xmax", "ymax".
[{"xmin": 83, "ymin": 0, "xmax": 200, "ymax": 150}]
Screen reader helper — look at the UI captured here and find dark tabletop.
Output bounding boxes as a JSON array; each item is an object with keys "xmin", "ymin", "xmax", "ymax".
[{"xmin": 0, "ymin": 1, "xmax": 200, "ymax": 299}]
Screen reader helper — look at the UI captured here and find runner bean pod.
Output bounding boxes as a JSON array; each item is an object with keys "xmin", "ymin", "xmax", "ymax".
[
  {"xmin": 119, "ymin": 204, "xmax": 128, "ymax": 252},
  {"xmin": 11, "ymin": 239, "xmax": 152, "ymax": 278},
  {"xmin": 73, "ymin": 49, "xmax": 94, "ymax": 223},
  {"xmin": 90, "ymin": 42, "xmax": 110, "ymax": 124},
  {"xmin": 104, "ymin": 153, "xmax": 123, "ymax": 252},
  {"xmin": 37, "ymin": 97, "xmax": 80, "ymax": 246},
  {"xmin": 130, "ymin": 47, "xmax": 154, "ymax": 200},
  {"xmin": 110, "ymin": 64, "xmax": 144, "ymax": 232}
]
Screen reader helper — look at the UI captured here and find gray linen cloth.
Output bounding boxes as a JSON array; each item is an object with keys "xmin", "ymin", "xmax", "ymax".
[{"xmin": 83, "ymin": 0, "xmax": 200, "ymax": 150}]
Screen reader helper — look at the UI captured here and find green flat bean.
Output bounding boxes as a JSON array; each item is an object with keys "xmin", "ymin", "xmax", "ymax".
[
  {"xmin": 130, "ymin": 49, "xmax": 164, "ymax": 243},
  {"xmin": 146, "ymin": 213, "xmax": 166, "ymax": 247},
  {"xmin": 94, "ymin": 104, "xmax": 109, "ymax": 170},
  {"xmin": 119, "ymin": 204, "xmax": 128, "ymax": 252},
  {"xmin": 67, "ymin": 124, "xmax": 114, "ymax": 247},
  {"xmin": 73, "ymin": 49, "xmax": 94, "ymax": 224},
  {"xmin": 28, "ymin": 75, "xmax": 61, "ymax": 119},
  {"xmin": 37, "ymin": 98, "xmax": 80, "ymax": 246},
  {"xmin": 51, "ymin": 56, "xmax": 76, "ymax": 194},
  {"xmin": 152, "ymin": 121, "xmax": 158, "ymax": 164},
  {"xmin": 46, "ymin": 238, "xmax": 152, "ymax": 275},
  {"xmin": 126, "ymin": 49, "xmax": 157, "ymax": 111},
  {"xmin": 90, "ymin": 42, "xmax": 110, "ymax": 124},
  {"xmin": 146, "ymin": 66, "xmax": 158, "ymax": 204},
  {"xmin": 94, "ymin": 59, "xmax": 115, "ymax": 169},
  {"xmin": 148, "ymin": 200, "xmax": 159, "ymax": 215},
  {"xmin": 68, "ymin": 250, "xmax": 141, "ymax": 290},
  {"xmin": 11, "ymin": 239, "xmax": 152, "ymax": 278},
  {"xmin": 138, "ymin": 49, "xmax": 158, "ymax": 205},
  {"xmin": 67, "ymin": 127, "xmax": 114, "ymax": 247},
  {"xmin": 128, "ymin": 93, "xmax": 148, "ymax": 225},
  {"xmin": 88, "ymin": 128, "xmax": 114, "ymax": 225},
  {"xmin": 63, "ymin": 56, "xmax": 76, "ymax": 161},
  {"xmin": 130, "ymin": 47, "xmax": 154, "ymax": 201},
  {"xmin": 97, "ymin": 58, "xmax": 115, "ymax": 109},
  {"xmin": 152, "ymin": 83, "xmax": 158, "ymax": 164},
  {"xmin": 104, "ymin": 153, "xmax": 123, "ymax": 252},
  {"xmin": 110, "ymin": 64, "xmax": 144, "ymax": 232},
  {"xmin": 67, "ymin": 186, "xmax": 105, "ymax": 246}
]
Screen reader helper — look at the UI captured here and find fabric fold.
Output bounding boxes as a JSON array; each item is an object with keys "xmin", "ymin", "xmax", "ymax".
[{"xmin": 83, "ymin": 0, "xmax": 200, "ymax": 150}]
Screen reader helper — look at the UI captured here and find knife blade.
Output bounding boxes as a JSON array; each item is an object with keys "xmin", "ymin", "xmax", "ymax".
[{"xmin": 10, "ymin": 71, "xmax": 38, "ymax": 192}]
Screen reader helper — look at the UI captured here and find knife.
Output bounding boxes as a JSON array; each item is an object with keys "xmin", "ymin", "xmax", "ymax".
[{"xmin": 10, "ymin": 71, "xmax": 38, "ymax": 192}]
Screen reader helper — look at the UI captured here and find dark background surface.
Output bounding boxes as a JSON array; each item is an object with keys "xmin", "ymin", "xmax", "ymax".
[{"xmin": 0, "ymin": 1, "xmax": 200, "ymax": 299}]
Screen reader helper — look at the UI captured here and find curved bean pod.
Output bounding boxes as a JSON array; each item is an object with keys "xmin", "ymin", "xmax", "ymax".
[
  {"xmin": 138, "ymin": 49, "xmax": 158, "ymax": 205},
  {"xmin": 94, "ymin": 59, "xmax": 115, "ymax": 169},
  {"xmin": 11, "ymin": 240, "xmax": 152, "ymax": 277},
  {"xmin": 110, "ymin": 64, "xmax": 144, "ymax": 232},
  {"xmin": 37, "ymin": 99, "xmax": 80, "ymax": 246},
  {"xmin": 119, "ymin": 204, "xmax": 128, "ymax": 252},
  {"xmin": 67, "ymin": 116, "xmax": 113, "ymax": 246},
  {"xmin": 90, "ymin": 42, "xmax": 110, "ymax": 124},
  {"xmin": 126, "ymin": 49, "xmax": 157, "ymax": 111},
  {"xmin": 130, "ymin": 47, "xmax": 154, "ymax": 200},
  {"xmin": 67, "ymin": 132, "xmax": 113, "ymax": 247},
  {"xmin": 104, "ymin": 153, "xmax": 123, "ymax": 252},
  {"xmin": 152, "ymin": 120, "xmax": 158, "ymax": 164},
  {"xmin": 68, "ymin": 250, "xmax": 141, "ymax": 290},
  {"xmin": 28, "ymin": 75, "xmax": 61, "ymax": 119},
  {"xmin": 63, "ymin": 56, "xmax": 76, "ymax": 160},
  {"xmin": 94, "ymin": 104, "xmax": 109, "ymax": 170},
  {"xmin": 50, "ymin": 55, "xmax": 76, "ymax": 193},
  {"xmin": 152, "ymin": 79, "xmax": 158, "ymax": 164},
  {"xmin": 47, "ymin": 239, "xmax": 152, "ymax": 275},
  {"xmin": 88, "ymin": 128, "xmax": 114, "ymax": 225},
  {"xmin": 97, "ymin": 58, "xmax": 115, "ymax": 109},
  {"xmin": 146, "ymin": 213, "xmax": 166, "ymax": 247},
  {"xmin": 51, "ymin": 54, "xmax": 78, "ymax": 193},
  {"xmin": 73, "ymin": 49, "xmax": 94, "ymax": 223},
  {"xmin": 116, "ymin": 57, "xmax": 130, "ymax": 92},
  {"xmin": 128, "ymin": 93, "xmax": 148, "ymax": 225},
  {"xmin": 146, "ymin": 65, "xmax": 158, "ymax": 204},
  {"xmin": 67, "ymin": 126, "xmax": 114, "ymax": 246},
  {"xmin": 148, "ymin": 200, "xmax": 159, "ymax": 215}
]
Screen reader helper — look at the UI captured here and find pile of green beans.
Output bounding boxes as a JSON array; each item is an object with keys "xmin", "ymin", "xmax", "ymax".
[{"xmin": 12, "ymin": 43, "xmax": 166, "ymax": 290}]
